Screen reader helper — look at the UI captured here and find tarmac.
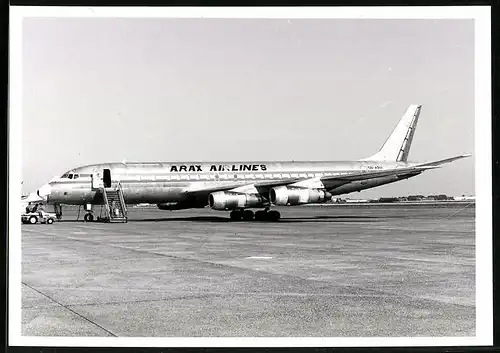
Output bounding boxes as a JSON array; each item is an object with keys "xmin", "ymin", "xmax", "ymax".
[{"xmin": 21, "ymin": 203, "xmax": 475, "ymax": 337}]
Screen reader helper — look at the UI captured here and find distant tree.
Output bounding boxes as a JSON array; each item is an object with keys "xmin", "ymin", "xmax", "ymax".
[{"xmin": 379, "ymin": 197, "xmax": 398, "ymax": 203}]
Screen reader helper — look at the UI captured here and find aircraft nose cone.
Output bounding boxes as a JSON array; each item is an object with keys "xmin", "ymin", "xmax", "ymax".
[{"xmin": 37, "ymin": 183, "xmax": 52, "ymax": 201}]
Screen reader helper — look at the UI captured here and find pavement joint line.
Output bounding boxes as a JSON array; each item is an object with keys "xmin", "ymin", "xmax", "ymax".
[
  {"xmin": 21, "ymin": 282, "xmax": 118, "ymax": 337},
  {"xmin": 24, "ymin": 232, "xmax": 475, "ymax": 310}
]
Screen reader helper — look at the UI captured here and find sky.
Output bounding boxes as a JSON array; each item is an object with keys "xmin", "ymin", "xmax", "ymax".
[{"xmin": 21, "ymin": 18, "xmax": 475, "ymax": 198}]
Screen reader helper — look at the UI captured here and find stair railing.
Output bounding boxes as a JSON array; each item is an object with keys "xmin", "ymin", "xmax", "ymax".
[
  {"xmin": 101, "ymin": 187, "xmax": 111, "ymax": 220},
  {"xmin": 116, "ymin": 181, "xmax": 128, "ymax": 221}
]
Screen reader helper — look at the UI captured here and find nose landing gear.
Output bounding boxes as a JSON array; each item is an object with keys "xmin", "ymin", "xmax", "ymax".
[
  {"xmin": 54, "ymin": 204, "xmax": 63, "ymax": 220},
  {"xmin": 83, "ymin": 204, "xmax": 94, "ymax": 222}
]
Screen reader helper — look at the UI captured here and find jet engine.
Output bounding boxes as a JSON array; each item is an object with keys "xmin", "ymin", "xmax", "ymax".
[
  {"xmin": 269, "ymin": 186, "xmax": 332, "ymax": 206},
  {"xmin": 209, "ymin": 191, "xmax": 265, "ymax": 210}
]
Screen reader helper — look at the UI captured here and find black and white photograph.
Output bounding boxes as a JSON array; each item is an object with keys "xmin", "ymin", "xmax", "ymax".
[{"xmin": 8, "ymin": 6, "xmax": 492, "ymax": 347}]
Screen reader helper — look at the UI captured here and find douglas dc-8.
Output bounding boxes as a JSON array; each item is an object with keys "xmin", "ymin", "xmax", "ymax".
[{"xmin": 33, "ymin": 105, "xmax": 470, "ymax": 222}]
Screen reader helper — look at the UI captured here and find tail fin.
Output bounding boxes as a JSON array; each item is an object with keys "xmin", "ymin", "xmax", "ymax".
[{"xmin": 361, "ymin": 104, "xmax": 422, "ymax": 162}]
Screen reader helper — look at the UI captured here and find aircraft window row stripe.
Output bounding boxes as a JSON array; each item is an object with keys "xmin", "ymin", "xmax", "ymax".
[{"xmin": 105, "ymin": 171, "xmax": 346, "ymax": 182}]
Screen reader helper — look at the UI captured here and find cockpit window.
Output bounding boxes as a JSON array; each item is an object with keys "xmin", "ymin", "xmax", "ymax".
[
  {"xmin": 61, "ymin": 173, "xmax": 69, "ymax": 178},
  {"xmin": 68, "ymin": 174, "xmax": 74, "ymax": 179},
  {"xmin": 73, "ymin": 174, "xmax": 79, "ymax": 179}
]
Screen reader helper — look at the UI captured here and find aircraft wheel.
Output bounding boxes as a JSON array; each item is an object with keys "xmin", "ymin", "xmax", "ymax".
[
  {"xmin": 267, "ymin": 210, "xmax": 281, "ymax": 222},
  {"xmin": 84, "ymin": 213, "xmax": 94, "ymax": 222},
  {"xmin": 254, "ymin": 210, "xmax": 266, "ymax": 221},
  {"xmin": 230, "ymin": 210, "xmax": 242, "ymax": 221},
  {"xmin": 242, "ymin": 210, "xmax": 254, "ymax": 221},
  {"xmin": 29, "ymin": 216, "xmax": 37, "ymax": 224}
]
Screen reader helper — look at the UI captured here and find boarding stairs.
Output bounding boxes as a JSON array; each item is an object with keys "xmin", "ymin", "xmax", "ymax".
[{"xmin": 101, "ymin": 183, "xmax": 127, "ymax": 223}]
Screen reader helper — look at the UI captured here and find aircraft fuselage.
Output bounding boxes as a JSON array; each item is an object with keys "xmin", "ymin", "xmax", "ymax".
[{"xmin": 44, "ymin": 160, "xmax": 414, "ymax": 206}]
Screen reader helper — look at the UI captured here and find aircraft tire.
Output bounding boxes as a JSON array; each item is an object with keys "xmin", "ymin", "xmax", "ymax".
[
  {"xmin": 254, "ymin": 210, "xmax": 266, "ymax": 221},
  {"xmin": 84, "ymin": 213, "xmax": 94, "ymax": 222},
  {"xmin": 242, "ymin": 210, "xmax": 254, "ymax": 221},
  {"xmin": 267, "ymin": 210, "xmax": 281, "ymax": 221},
  {"xmin": 229, "ymin": 210, "xmax": 242, "ymax": 221}
]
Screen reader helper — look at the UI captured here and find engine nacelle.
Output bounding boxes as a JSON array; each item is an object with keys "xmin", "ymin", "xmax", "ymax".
[
  {"xmin": 208, "ymin": 191, "xmax": 265, "ymax": 211},
  {"xmin": 269, "ymin": 186, "xmax": 332, "ymax": 206}
]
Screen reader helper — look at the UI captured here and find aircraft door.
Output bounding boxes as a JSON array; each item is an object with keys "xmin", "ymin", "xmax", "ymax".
[
  {"xmin": 103, "ymin": 169, "xmax": 112, "ymax": 188},
  {"xmin": 91, "ymin": 172, "xmax": 103, "ymax": 190},
  {"xmin": 90, "ymin": 172, "xmax": 104, "ymax": 190},
  {"xmin": 91, "ymin": 170, "xmax": 110, "ymax": 190}
]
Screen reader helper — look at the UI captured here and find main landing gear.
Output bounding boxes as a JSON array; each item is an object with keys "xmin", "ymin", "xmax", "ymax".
[{"xmin": 229, "ymin": 209, "xmax": 281, "ymax": 222}]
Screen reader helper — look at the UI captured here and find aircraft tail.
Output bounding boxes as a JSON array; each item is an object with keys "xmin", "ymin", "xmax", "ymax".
[{"xmin": 361, "ymin": 104, "xmax": 422, "ymax": 162}]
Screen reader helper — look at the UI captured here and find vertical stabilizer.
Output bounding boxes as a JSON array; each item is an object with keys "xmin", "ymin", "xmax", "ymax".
[{"xmin": 362, "ymin": 104, "xmax": 422, "ymax": 162}]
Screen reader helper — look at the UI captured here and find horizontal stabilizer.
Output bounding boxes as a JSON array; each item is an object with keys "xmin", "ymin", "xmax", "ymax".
[{"xmin": 416, "ymin": 154, "xmax": 472, "ymax": 167}]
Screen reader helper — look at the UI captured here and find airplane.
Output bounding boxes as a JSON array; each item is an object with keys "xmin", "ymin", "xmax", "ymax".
[{"xmin": 33, "ymin": 104, "xmax": 471, "ymax": 222}]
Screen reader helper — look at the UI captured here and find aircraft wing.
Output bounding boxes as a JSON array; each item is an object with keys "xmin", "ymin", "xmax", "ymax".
[
  {"xmin": 186, "ymin": 154, "xmax": 470, "ymax": 200},
  {"xmin": 186, "ymin": 165, "xmax": 434, "ymax": 198},
  {"xmin": 185, "ymin": 178, "xmax": 302, "ymax": 200}
]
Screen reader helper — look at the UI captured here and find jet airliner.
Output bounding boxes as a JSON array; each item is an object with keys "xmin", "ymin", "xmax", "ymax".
[{"xmin": 33, "ymin": 105, "xmax": 470, "ymax": 222}]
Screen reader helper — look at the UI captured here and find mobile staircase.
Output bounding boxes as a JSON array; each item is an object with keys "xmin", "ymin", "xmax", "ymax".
[{"xmin": 101, "ymin": 182, "xmax": 128, "ymax": 223}]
